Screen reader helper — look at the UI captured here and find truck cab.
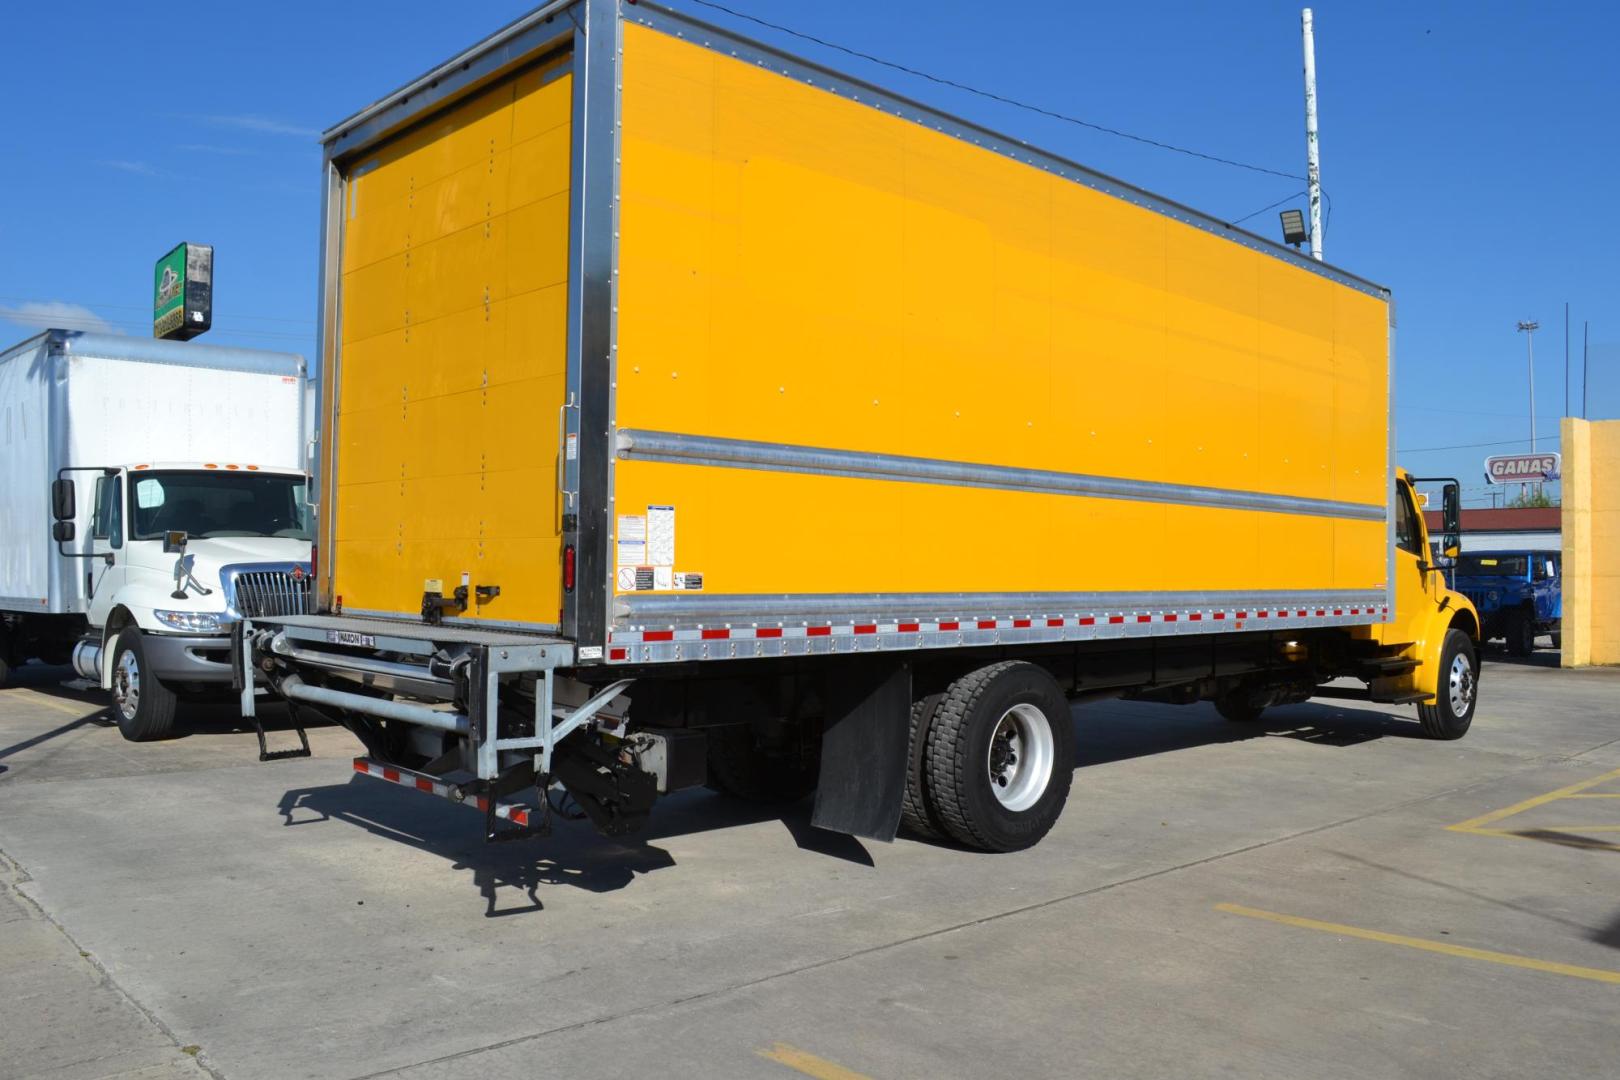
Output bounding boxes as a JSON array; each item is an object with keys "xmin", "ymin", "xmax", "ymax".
[
  {"xmin": 54, "ymin": 461, "xmax": 312, "ymax": 739},
  {"xmin": 1450, "ymin": 549, "xmax": 1561, "ymax": 655}
]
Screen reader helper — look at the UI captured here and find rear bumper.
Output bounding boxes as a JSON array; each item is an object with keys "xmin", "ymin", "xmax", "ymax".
[{"xmin": 143, "ymin": 632, "xmax": 235, "ymax": 683}]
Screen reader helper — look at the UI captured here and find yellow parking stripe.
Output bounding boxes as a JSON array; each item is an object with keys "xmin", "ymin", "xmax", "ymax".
[
  {"xmin": 4, "ymin": 689, "xmax": 101, "ymax": 719},
  {"xmin": 1446, "ymin": 766, "xmax": 1620, "ymax": 833},
  {"xmin": 1217, "ymin": 903, "xmax": 1620, "ymax": 985},
  {"xmin": 758, "ymin": 1043, "xmax": 873, "ymax": 1080}
]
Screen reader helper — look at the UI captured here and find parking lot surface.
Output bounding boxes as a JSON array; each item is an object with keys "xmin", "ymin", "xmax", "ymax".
[{"xmin": 3, "ymin": 654, "xmax": 1618, "ymax": 1080}]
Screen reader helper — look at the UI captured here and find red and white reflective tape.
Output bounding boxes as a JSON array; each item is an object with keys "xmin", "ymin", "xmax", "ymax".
[
  {"xmin": 351, "ymin": 758, "xmax": 533, "ymax": 827},
  {"xmin": 603, "ymin": 605, "xmax": 1392, "ymax": 663}
]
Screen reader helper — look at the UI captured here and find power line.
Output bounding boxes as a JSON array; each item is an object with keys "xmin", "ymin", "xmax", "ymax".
[
  {"xmin": 0, "ymin": 313, "xmax": 312, "ymax": 344},
  {"xmin": 685, "ymin": 0, "xmax": 1310, "ymax": 183},
  {"xmin": 1231, "ymin": 190, "xmax": 1307, "ymax": 225},
  {"xmin": 0, "ymin": 295, "xmax": 312, "ymax": 327},
  {"xmin": 1398, "ymin": 435, "xmax": 1561, "ymax": 454}
]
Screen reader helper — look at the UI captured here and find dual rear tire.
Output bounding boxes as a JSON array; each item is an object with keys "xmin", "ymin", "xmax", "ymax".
[{"xmin": 901, "ymin": 661, "xmax": 1074, "ymax": 852}]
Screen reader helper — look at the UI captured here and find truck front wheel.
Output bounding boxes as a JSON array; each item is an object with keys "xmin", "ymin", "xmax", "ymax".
[
  {"xmin": 924, "ymin": 662, "xmax": 1074, "ymax": 852},
  {"xmin": 1417, "ymin": 628, "xmax": 1477, "ymax": 740},
  {"xmin": 110, "ymin": 629, "xmax": 178, "ymax": 742}
]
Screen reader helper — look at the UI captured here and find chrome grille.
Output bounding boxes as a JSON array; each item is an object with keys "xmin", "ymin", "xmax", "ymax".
[{"xmin": 224, "ymin": 565, "xmax": 312, "ymax": 619}]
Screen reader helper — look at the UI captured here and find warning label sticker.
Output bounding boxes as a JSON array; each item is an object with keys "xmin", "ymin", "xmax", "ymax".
[
  {"xmin": 647, "ymin": 505, "xmax": 676, "ymax": 566},
  {"xmin": 616, "ymin": 514, "xmax": 647, "ymax": 568}
]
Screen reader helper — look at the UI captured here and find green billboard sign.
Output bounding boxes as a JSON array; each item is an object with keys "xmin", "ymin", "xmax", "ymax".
[{"xmin": 153, "ymin": 242, "xmax": 213, "ymax": 340}]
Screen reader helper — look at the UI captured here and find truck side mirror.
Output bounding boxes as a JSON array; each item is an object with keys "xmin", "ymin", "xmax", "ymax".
[
  {"xmin": 1441, "ymin": 482, "xmax": 1460, "ymax": 536},
  {"xmin": 52, "ymin": 520, "xmax": 76, "ymax": 542},
  {"xmin": 52, "ymin": 478, "xmax": 75, "ymax": 521},
  {"xmin": 163, "ymin": 530, "xmax": 189, "ymax": 554}
]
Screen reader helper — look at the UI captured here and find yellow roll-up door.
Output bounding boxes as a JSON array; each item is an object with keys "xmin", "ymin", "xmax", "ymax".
[{"xmin": 332, "ymin": 52, "xmax": 572, "ymax": 627}]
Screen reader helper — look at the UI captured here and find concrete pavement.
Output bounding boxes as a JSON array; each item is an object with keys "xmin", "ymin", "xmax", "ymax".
[{"xmin": 2, "ymin": 655, "xmax": 1618, "ymax": 1079}]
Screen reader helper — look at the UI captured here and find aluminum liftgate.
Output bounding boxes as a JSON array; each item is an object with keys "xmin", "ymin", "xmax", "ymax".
[{"xmin": 236, "ymin": 616, "xmax": 633, "ymax": 840}]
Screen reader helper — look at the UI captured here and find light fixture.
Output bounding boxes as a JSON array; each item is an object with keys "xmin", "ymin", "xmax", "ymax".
[{"xmin": 1279, "ymin": 209, "xmax": 1309, "ymax": 247}]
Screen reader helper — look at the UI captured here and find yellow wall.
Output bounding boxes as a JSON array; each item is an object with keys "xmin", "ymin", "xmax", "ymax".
[
  {"xmin": 1562, "ymin": 417, "xmax": 1620, "ymax": 666},
  {"xmin": 331, "ymin": 56, "xmax": 572, "ymax": 626},
  {"xmin": 614, "ymin": 24, "xmax": 1389, "ymax": 601}
]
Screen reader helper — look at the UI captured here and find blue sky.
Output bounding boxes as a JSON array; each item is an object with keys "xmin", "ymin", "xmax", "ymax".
[{"xmin": 2, "ymin": 0, "xmax": 1613, "ymax": 501}]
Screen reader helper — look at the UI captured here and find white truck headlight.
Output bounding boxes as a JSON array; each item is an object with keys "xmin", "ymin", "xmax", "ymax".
[{"xmin": 153, "ymin": 610, "xmax": 229, "ymax": 634}]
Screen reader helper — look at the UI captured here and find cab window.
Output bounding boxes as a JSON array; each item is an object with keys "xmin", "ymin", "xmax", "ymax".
[
  {"xmin": 1395, "ymin": 484, "xmax": 1423, "ymax": 556},
  {"xmin": 91, "ymin": 476, "xmax": 123, "ymax": 549}
]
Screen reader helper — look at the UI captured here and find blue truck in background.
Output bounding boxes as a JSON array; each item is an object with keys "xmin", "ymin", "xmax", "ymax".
[{"xmin": 1450, "ymin": 550, "xmax": 1562, "ymax": 656}]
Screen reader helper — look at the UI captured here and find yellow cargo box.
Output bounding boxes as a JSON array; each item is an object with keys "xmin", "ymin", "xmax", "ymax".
[
  {"xmin": 265, "ymin": 0, "xmax": 1481, "ymax": 854},
  {"xmin": 313, "ymin": 0, "xmax": 1393, "ymax": 665}
]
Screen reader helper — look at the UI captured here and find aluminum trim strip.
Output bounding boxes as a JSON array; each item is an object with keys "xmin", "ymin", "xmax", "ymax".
[
  {"xmin": 618, "ymin": 430, "xmax": 1385, "ymax": 522},
  {"xmin": 601, "ymin": 596, "xmax": 1392, "ymax": 665},
  {"xmin": 617, "ymin": 588, "xmax": 1383, "ymax": 622},
  {"xmin": 628, "ymin": 2, "xmax": 1388, "ymax": 300}
]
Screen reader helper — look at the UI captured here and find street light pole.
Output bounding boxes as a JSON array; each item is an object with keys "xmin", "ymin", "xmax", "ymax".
[{"xmin": 1301, "ymin": 9, "xmax": 1323, "ymax": 261}]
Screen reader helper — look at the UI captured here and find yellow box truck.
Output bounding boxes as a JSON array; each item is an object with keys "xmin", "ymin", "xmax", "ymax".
[{"xmin": 244, "ymin": 0, "xmax": 1481, "ymax": 852}]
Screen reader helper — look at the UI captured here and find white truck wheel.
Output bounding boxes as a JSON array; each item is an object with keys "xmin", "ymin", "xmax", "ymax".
[{"xmin": 110, "ymin": 629, "xmax": 179, "ymax": 742}]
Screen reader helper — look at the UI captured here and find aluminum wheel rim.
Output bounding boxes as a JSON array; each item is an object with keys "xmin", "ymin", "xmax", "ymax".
[
  {"xmin": 986, "ymin": 703, "xmax": 1055, "ymax": 812},
  {"xmin": 113, "ymin": 649, "xmax": 141, "ymax": 721},
  {"xmin": 1447, "ymin": 651, "xmax": 1475, "ymax": 716}
]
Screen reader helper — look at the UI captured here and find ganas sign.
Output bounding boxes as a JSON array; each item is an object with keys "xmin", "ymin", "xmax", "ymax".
[{"xmin": 1483, "ymin": 452, "xmax": 1559, "ymax": 484}]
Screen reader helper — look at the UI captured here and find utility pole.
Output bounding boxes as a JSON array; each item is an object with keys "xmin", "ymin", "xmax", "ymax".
[
  {"xmin": 1301, "ymin": 9, "xmax": 1323, "ymax": 261},
  {"xmin": 1518, "ymin": 320, "xmax": 1539, "ymax": 458},
  {"xmin": 1565, "ymin": 302, "xmax": 1571, "ymax": 418}
]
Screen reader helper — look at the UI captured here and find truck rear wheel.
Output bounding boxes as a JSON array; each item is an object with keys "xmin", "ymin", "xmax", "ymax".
[
  {"xmin": 924, "ymin": 662, "xmax": 1074, "ymax": 852},
  {"xmin": 110, "ymin": 629, "xmax": 178, "ymax": 742},
  {"xmin": 1214, "ymin": 691, "xmax": 1266, "ymax": 723},
  {"xmin": 1417, "ymin": 628, "xmax": 1477, "ymax": 740},
  {"xmin": 704, "ymin": 723, "xmax": 817, "ymax": 804},
  {"xmin": 1506, "ymin": 610, "xmax": 1535, "ymax": 657},
  {"xmin": 900, "ymin": 693, "xmax": 947, "ymax": 840}
]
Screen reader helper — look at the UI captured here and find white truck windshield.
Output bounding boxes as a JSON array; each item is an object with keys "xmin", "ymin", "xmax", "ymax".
[{"xmin": 128, "ymin": 470, "xmax": 311, "ymax": 541}]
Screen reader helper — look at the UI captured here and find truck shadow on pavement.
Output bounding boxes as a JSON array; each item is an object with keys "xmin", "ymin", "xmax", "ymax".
[
  {"xmin": 1478, "ymin": 647, "xmax": 1562, "ymax": 669},
  {"xmin": 274, "ymin": 777, "xmax": 849, "ymax": 916},
  {"xmin": 1076, "ymin": 699, "xmax": 1428, "ymax": 767}
]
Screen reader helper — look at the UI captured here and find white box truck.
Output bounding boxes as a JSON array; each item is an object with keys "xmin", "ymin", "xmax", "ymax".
[{"xmin": 1, "ymin": 329, "xmax": 314, "ymax": 742}]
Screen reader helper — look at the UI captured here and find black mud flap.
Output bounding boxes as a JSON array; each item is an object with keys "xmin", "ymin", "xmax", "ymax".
[{"xmin": 812, "ymin": 661, "xmax": 910, "ymax": 842}]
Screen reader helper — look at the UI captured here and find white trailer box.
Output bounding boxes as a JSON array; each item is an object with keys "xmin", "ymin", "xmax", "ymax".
[
  {"xmin": 1, "ymin": 330, "xmax": 305, "ymax": 613},
  {"xmin": 1, "ymin": 331, "xmax": 310, "ymax": 737}
]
